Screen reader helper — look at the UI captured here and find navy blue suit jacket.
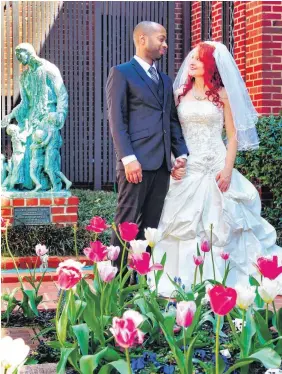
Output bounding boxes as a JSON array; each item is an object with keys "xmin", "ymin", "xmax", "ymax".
[{"xmin": 106, "ymin": 58, "xmax": 188, "ymax": 171}]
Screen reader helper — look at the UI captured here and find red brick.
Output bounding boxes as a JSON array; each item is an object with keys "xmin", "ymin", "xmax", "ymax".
[
  {"xmin": 52, "ymin": 214, "xmax": 78, "ymax": 223},
  {"xmin": 1, "ymin": 208, "xmax": 12, "ymax": 216},
  {"xmin": 1, "ymin": 198, "xmax": 11, "ymax": 207},
  {"xmin": 53, "ymin": 198, "xmax": 66, "ymax": 206},
  {"xmin": 67, "ymin": 196, "xmax": 79, "ymax": 205},
  {"xmin": 13, "ymin": 198, "xmax": 25, "ymax": 207},
  {"xmin": 39, "ymin": 198, "xmax": 52, "ymax": 206},
  {"xmin": 66, "ymin": 206, "xmax": 78, "ymax": 213},
  {"xmin": 51, "ymin": 207, "xmax": 65, "ymax": 214},
  {"xmin": 26, "ymin": 198, "xmax": 39, "ymax": 206}
]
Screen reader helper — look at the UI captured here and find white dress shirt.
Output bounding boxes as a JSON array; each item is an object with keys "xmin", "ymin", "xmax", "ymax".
[{"xmin": 121, "ymin": 55, "xmax": 187, "ymax": 166}]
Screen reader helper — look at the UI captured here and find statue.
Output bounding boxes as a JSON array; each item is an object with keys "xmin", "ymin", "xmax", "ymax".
[{"xmin": 1, "ymin": 43, "xmax": 72, "ymax": 196}]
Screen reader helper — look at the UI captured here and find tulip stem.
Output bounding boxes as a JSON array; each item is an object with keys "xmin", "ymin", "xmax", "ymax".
[
  {"xmin": 55, "ymin": 289, "xmax": 64, "ymax": 346},
  {"xmin": 125, "ymin": 348, "xmax": 132, "ymax": 374},
  {"xmin": 119, "ymin": 242, "xmax": 127, "ymax": 292},
  {"xmin": 272, "ymin": 301, "xmax": 277, "ymax": 327},
  {"xmin": 151, "ymin": 249, "xmax": 158, "ymax": 295},
  {"xmin": 241, "ymin": 310, "xmax": 246, "ymax": 357},
  {"xmin": 265, "ymin": 303, "xmax": 269, "ymax": 325},
  {"xmin": 226, "ymin": 313, "xmax": 242, "ymax": 350},
  {"xmin": 210, "ymin": 224, "xmax": 216, "ymax": 281},
  {"xmin": 215, "ymin": 315, "xmax": 221, "ymax": 374},
  {"xmin": 183, "ymin": 328, "xmax": 188, "ymax": 370},
  {"xmin": 193, "ymin": 266, "xmax": 198, "ymax": 291}
]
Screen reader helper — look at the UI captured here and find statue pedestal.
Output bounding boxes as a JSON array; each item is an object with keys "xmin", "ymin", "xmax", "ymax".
[{"xmin": 1, "ymin": 195, "xmax": 79, "ymax": 227}]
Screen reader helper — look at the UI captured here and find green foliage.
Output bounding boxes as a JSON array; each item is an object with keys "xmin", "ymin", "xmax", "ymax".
[
  {"xmin": 236, "ymin": 115, "xmax": 282, "ymax": 245},
  {"xmin": 1, "ymin": 189, "xmax": 117, "ymax": 257}
]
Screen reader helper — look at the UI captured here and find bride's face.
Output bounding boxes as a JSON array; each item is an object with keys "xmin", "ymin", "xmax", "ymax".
[{"xmin": 188, "ymin": 48, "xmax": 205, "ymax": 78}]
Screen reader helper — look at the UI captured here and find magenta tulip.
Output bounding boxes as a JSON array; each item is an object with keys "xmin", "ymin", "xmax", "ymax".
[
  {"xmin": 57, "ymin": 259, "xmax": 84, "ymax": 290},
  {"xmin": 176, "ymin": 301, "xmax": 197, "ymax": 328},
  {"xmin": 83, "ymin": 241, "xmax": 108, "ymax": 262},
  {"xmin": 201, "ymin": 239, "xmax": 210, "ymax": 253},
  {"xmin": 86, "ymin": 216, "xmax": 109, "ymax": 233}
]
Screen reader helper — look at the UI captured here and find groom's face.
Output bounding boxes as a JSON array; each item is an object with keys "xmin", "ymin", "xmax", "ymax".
[{"xmin": 142, "ymin": 26, "xmax": 168, "ymax": 61}]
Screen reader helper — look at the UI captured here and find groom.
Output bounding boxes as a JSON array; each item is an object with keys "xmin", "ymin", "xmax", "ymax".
[{"xmin": 106, "ymin": 21, "xmax": 188, "ymax": 267}]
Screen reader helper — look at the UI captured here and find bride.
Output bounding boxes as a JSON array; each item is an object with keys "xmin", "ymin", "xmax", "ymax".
[{"xmin": 151, "ymin": 41, "xmax": 282, "ymax": 296}]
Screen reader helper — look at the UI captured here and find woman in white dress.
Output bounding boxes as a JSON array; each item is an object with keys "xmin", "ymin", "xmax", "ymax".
[{"xmin": 152, "ymin": 41, "xmax": 281, "ymax": 296}]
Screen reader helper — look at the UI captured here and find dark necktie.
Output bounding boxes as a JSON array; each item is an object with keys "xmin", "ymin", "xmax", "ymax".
[{"xmin": 148, "ymin": 66, "xmax": 159, "ymax": 85}]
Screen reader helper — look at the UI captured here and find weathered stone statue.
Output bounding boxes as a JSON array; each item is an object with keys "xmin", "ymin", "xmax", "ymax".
[{"xmin": 1, "ymin": 43, "xmax": 71, "ymax": 196}]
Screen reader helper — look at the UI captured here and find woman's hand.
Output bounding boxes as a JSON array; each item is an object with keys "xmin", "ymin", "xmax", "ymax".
[{"xmin": 216, "ymin": 168, "xmax": 232, "ymax": 192}]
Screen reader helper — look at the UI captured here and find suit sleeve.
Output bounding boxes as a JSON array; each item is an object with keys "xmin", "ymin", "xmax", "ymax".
[
  {"xmin": 106, "ymin": 67, "xmax": 135, "ymax": 160},
  {"xmin": 169, "ymin": 84, "xmax": 189, "ymax": 158}
]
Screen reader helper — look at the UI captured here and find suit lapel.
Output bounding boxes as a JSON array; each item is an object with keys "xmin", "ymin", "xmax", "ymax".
[{"xmin": 130, "ymin": 58, "xmax": 162, "ymax": 107}]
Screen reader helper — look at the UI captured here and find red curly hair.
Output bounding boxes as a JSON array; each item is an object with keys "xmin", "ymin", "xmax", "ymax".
[{"xmin": 177, "ymin": 42, "xmax": 224, "ymax": 108}]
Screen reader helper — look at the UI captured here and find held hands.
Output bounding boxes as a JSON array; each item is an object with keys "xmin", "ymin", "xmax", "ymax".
[
  {"xmin": 216, "ymin": 168, "xmax": 232, "ymax": 192},
  {"xmin": 125, "ymin": 160, "xmax": 142, "ymax": 184},
  {"xmin": 171, "ymin": 158, "xmax": 187, "ymax": 180}
]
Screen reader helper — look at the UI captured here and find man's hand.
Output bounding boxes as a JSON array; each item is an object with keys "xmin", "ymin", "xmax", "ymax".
[
  {"xmin": 124, "ymin": 160, "xmax": 142, "ymax": 184},
  {"xmin": 174, "ymin": 158, "xmax": 187, "ymax": 169},
  {"xmin": 171, "ymin": 167, "xmax": 186, "ymax": 180}
]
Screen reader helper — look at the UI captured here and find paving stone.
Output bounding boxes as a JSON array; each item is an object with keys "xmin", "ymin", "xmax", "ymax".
[{"xmin": 19, "ymin": 363, "xmax": 57, "ymax": 373}]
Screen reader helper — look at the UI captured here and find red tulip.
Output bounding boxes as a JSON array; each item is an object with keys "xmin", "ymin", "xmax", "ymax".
[
  {"xmin": 57, "ymin": 259, "xmax": 84, "ymax": 290},
  {"xmin": 119, "ymin": 222, "xmax": 139, "ymax": 242},
  {"xmin": 193, "ymin": 255, "xmax": 204, "ymax": 266},
  {"xmin": 220, "ymin": 252, "xmax": 230, "ymax": 261},
  {"xmin": 201, "ymin": 239, "xmax": 210, "ymax": 253},
  {"xmin": 86, "ymin": 216, "xmax": 109, "ymax": 233},
  {"xmin": 110, "ymin": 310, "xmax": 145, "ymax": 348},
  {"xmin": 1, "ymin": 217, "xmax": 8, "ymax": 231},
  {"xmin": 176, "ymin": 301, "xmax": 197, "ymax": 328},
  {"xmin": 128, "ymin": 252, "xmax": 163, "ymax": 275},
  {"xmin": 83, "ymin": 241, "xmax": 108, "ymax": 262},
  {"xmin": 208, "ymin": 285, "xmax": 237, "ymax": 316},
  {"xmin": 255, "ymin": 256, "xmax": 282, "ymax": 280}
]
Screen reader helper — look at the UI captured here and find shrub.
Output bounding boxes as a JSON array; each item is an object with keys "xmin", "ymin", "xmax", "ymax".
[{"xmin": 236, "ymin": 115, "xmax": 282, "ymax": 245}]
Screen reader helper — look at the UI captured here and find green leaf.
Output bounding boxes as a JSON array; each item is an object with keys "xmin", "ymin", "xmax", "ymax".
[
  {"xmin": 187, "ymin": 333, "xmax": 200, "ymax": 374},
  {"xmin": 57, "ymin": 294, "xmax": 69, "ymax": 345},
  {"xmin": 68, "ymin": 290, "xmax": 77, "ymax": 324},
  {"xmin": 72, "ymin": 324, "xmax": 90, "ymax": 356},
  {"xmin": 163, "ymin": 313, "xmax": 175, "ymax": 335},
  {"xmin": 134, "ymin": 298, "xmax": 147, "ymax": 314},
  {"xmin": 241, "ymin": 308, "xmax": 256, "ymax": 357},
  {"xmin": 23, "ymin": 289, "xmax": 39, "ymax": 316},
  {"xmin": 253, "ymin": 309, "xmax": 273, "ymax": 346},
  {"xmin": 187, "ymin": 304, "xmax": 202, "ymax": 339},
  {"xmin": 224, "ymin": 358, "xmax": 254, "ymax": 374},
  {"xmin": 56, "ymin": 348, "xmax": 75, "ymax": 374},
  {"xmin": 249, "ymin": 347, "xmax": 281, "ymax": 369},
  {"xmin": 277, "ymin": 307, "xmax": 282, "ymax": 335},
  {"xmin": 146, "ymin": 300, "xmax": 164, "ymax": 323},
  {"xmin": 155, "ymin": 252, "xmax": 167, "ymax": 286},
  {"xmin": 98, "ymin": 359, "xmax": 129, "ymax": 374}
]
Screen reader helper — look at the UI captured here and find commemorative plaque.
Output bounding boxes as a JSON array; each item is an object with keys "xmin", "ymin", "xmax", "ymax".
[{"xmin": 14, "ymin": 207, "xmax": 51, "ymax": 226}]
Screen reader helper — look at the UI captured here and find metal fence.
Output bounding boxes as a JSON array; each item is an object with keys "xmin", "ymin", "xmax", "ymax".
[{"xmin": 1, "ymin": 1, "xmax": 175, "ymax": 189}]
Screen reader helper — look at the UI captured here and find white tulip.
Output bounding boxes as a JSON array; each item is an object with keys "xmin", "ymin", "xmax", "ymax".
[
  {"xmin": 129, "ymin": 239, "xmax": 148, "ymax": 254},
  {"xmin": 0, "ymin": 336, "xmax": 30, "ymax": 373},
  {"xmin": 258, "ymin": 278, "xmax": 282, "ymax": 304},
  {"xmin": 144, "ymin": 228, "xmax": 159, "ymax": 247},
  {"xmin": 264, "ymin": 369, "xmax": 282, "ymax": 374},
  {"xmin": 235, "ymin": 284, "xmax": 256, "ymax": 310}
]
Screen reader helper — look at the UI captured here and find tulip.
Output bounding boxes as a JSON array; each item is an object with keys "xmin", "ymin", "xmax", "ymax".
[
  {"xmin": 119, "ymin": 222, "xmax": 139, "ymax": 242},
  {"xmin": 193, "ymin": 255, "xmax": 204, "ymax": 266},
  {"xmin": 235, "ymin": 284, "xmax": 256, "ymax": 310},
  {"xmin": 176, "ymin": 301, "xmax": 196, "ymax": 328},
  {"xmin": 128, "ymin": 251, "xmax": 163, "ymax": 275},
  {"xmin": 258, "ymin": 278, "xmax": 281, "ymax": 304},
  {"xmin": 0, "ymin": 336, "xmax": 30, "ymax": 373},
  {"xmin": 255, "ymin": 255, "xmax": 282, "ymax": 280},
  {"xmin": 57, "ymin": 259, "xmax": 84, "ymax": 290},
  {"xmin": 83, "ymin": 241, "xmax": 108, "ymax": 262},
  {"xmin": 98, "ymin": 261, "xmax": 118, "ymax": 283},
  {"xmin": 209, "ymin": 285, "xmax": 237, "ymax": 316},
  {"xmin": 86, "ymin": 216, "xmax": 109, "ymax": 234},
  {"xmin": 144, "ymin": 227, "xmax": 159, "ymax": 247},
  {"xmin": 201, "ymin": 239, "xmax": 210, "ymax": 253},
  {"xmin": 220, "ymin": 251, "xmax": 230, "ymax": 261},
  {"xmin": 107, "ymin": 245, "xmax": 120, "ymax": 261},
  {"xmin": 35, "ymin": 244, "xmax": 48, "ymax": 257},
  {"xmin": 130, "ymin": 239, "xmax": 148, "ymax": 254}
]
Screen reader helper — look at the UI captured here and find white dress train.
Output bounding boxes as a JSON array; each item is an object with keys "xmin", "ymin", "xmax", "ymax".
[{"xmin": 150, "ymin": 99, "xmax": 282, "ymax": 297}]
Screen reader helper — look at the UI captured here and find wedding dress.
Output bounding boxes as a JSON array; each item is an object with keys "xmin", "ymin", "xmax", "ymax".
[{"xmin": 151, "ymin": 98, "xmax": 281, "ymax": 296}]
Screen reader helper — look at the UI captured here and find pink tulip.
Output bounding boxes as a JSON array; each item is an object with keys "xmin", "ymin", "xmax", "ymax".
[
  {"xmin": 201, "ymin": 239, "xmax": 210, "ymax": 253},
  {"xmin": 255, "ymin": 255, "xmax": 282, "ymax": 280},
  {"xmin": 110, "ymin": 310, "xmax": 144, "ymax": 348},
  {"xmin": 107, "ymin": 245, "xmax": 120, "ymax": 261},
  {"xmin": 86, "ymin": 216, "xmax": 109, "ymax": 233},
  {"xmin": 57, "ymin": 259, "xmax": 84, "ymax": 290},
  {"xmin": 176, "ymin": 301, "xmax": 197, "ymax": 328},
  {"xmin": 220, "ymin": 252, "xmax": 230, "ymax": 261},
  {"xmin": 193, "ymin": 255, "xmax": 204, "ymax": 266},
  {"xmin": 119, "ymin": 222, "xmax": 139, "ymax": 242},
  {"xmin": 128, "ymin": 251, "xmax": 163, "ymax": 275},
  {"xmin": 83, "ymin": 241, "xmax": 108, "ymax": 262},
  {"xmin": 98, "ymin": 261, "xmax": 118, "ymax": 282},
  {"xmin": 35, "ymin": 244, "xmax": 48, "ymax": 257}
]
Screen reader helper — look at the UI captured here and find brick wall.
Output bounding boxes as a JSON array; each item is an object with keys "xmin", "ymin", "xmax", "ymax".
[
  {"xmin": 212, "ymin": 1, "xmax": 223, "ymax": 41},
  {"xmin": 191, "ymin": 1, "xmax": 202, "ymax": 48},
  {"xmin": 174, "ymin": 1, "xmax": 184, "ymax": 73}
]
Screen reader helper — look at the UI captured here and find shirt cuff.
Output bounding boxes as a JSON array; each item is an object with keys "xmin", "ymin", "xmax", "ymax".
[
  {"xmin": 121, "ymin": 155, "xmax": 137, "ymax": 165},
  {"xmin": 176, "ymin": 154, "xmax": 188, "ymax": 160}
]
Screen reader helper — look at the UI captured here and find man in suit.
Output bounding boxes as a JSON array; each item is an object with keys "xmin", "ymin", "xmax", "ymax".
[{"xmin": 106, "ymin": 21, "xmax": 188, "ymax": 267}]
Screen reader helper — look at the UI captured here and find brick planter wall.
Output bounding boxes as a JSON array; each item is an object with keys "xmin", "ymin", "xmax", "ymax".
[{"xmin": 1, "ymin": 196, "xmax": 79, "ymax": 227}]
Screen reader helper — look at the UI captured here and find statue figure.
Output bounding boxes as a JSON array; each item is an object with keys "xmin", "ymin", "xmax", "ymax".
[
  {"xmin": 1, "ymin": 154, "xmax": 7, "ymax": 184},
  {"xmin": 1, "ymin": 43, "xmax": 70, "ymax": 194}
]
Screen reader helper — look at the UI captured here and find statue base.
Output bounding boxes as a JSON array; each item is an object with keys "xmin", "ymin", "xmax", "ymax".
[
  {"xmin": 1, "ymin": 190, "xmax": 71, "ymax": 198},
  {"xmin": 1, "ymin": 195, "xmax": 79, "ymax": 227}
]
